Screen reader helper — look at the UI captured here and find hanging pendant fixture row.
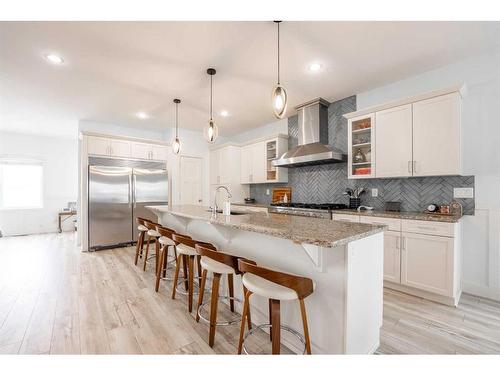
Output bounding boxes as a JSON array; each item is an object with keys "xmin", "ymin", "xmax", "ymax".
[{"xmin": 172, "ymin": 21, "xmax": 287, "ymax": 149}]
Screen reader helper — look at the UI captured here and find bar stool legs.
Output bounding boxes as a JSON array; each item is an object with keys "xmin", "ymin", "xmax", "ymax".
[
  {"xmin": 134, "ymin": 230, "xmax": 145, "ymax": 265},
  {"xmin": 299, "ymin": 299, "xmax": 312, "ymax": 354},
  {"xmin": 270, "ymin": 299, "xmax": 281, "ymax": 354},
  {"xmin": 196, "ymin": 269, "xmax": 209, "ymax": 322},
  {"xmin": 238, "ymin": 288, "xmax": 253, "ymax": 354},
  {"xmin": 171, "ymin": 254, "xmax": 199, "ymax": 312},
  {"xmin": 208, "ymin": 273, "xmax": 221, "ymax": 347}
]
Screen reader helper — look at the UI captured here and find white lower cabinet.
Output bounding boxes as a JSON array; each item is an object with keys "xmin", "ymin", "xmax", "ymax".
[
  {"xmin": 383, "ymin": 231, "xmax": 402, "ymax": 284},
  {"xmin": 357, "ymin": 215, "xmax": 460, "ymax": 305},
  {"xmin": 400, "ymin": 232, "xmax": 454, "ymax": 297}
]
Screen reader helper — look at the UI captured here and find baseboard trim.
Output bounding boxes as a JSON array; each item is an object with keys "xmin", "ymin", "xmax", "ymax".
[
  {"xmin": 463, "ymin": 282, "xmax": 500, "ymax": 302},
  {"xmin": 384, "ymin": 282, "xmax": 459, "ymax": 306}
]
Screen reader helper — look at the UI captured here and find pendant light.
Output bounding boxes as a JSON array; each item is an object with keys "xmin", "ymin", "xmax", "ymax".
[
  {"xmin": 172, "ymin": 99, "xmax": 181, "ymax": 155},
  {"xmin": 271, "ymin": 20, "xmax": 287, "ymax": 119},
  {"xmin": 204, "ymin": 68, "xmax": 219, "ymax": 143}
]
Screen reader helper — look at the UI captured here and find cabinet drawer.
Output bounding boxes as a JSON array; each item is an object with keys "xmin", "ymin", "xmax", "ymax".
[
  {"xmin": 332, "ymin": 214, "xmax": 360, "ymax": 223},
  {"xmin": 402, "ymin": 219, "xmax": 455, "ymax": 237},
  {"xmin": 360, "ymin": 216, "xmax": 401, "ymax": 231}
]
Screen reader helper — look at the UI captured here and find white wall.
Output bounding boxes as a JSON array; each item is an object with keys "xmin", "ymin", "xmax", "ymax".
[
  {"xmin": 164, "ymin": 127, "xmax": 220, "ymax": 207},
  {"xmin": 227, "ymin": 118, "xmax": 288, "ymax": 144},
  {"xmin": 0, "ymin": 131, "xmax": 78, "ymax": 236},
  {"xmin": 357, "ymin": 51, "xmax": 500, "ymax": 300}
]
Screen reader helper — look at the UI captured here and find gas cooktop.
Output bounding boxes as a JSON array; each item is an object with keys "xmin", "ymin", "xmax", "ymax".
[{"xmin": 270, "ymin": 202, "xmax": 347, "ymax": 210}]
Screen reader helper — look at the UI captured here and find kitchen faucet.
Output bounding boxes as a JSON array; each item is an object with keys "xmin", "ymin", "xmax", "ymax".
[{"xmin": 211, "ymin": 186, "xmax": 232, "ymax": 215}]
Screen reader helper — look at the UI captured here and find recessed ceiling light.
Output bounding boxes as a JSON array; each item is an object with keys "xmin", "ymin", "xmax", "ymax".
[
  {"xmin": 136, "ymin": 112, "xmax": 149, "ymax": 120},
  {"xmin": 308, "ymin": 63, "xmax": 322, "ymax": 72},
  {"xmin": 220, "ymin": 110, "xmax": 229, "ymax": 117},
  {"xmin": 44, "ymin": 54, "xmax": 64, "ymax": 64}
]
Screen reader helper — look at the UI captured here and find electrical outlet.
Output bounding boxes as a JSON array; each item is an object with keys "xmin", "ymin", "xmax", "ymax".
[
  {"xmin": 266, "ymin": 189, "xmax": 270, "ymax": 196},
  {"xmin": 371, "ymin": 188, "xmax": 378, "ymax": 197},
  {"xmin": 453, "ymin": 187, "xmax": 474, "ymax": 199}
]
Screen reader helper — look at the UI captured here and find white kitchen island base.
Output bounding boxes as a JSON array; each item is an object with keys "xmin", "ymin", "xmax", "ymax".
[{"xmin": 150, "ymin": 206, "xmax": 384, "ymax": 354}]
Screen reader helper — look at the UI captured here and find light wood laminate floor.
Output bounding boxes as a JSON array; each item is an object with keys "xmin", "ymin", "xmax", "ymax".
[{"xmin": 1, "ymin": 233, "xmax": 500, "ymax": 355}]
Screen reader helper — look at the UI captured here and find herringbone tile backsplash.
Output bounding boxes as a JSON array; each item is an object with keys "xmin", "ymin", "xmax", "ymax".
[{"xmin": 250, "ymin": 96, "xmax": 475, "ymax": 214}]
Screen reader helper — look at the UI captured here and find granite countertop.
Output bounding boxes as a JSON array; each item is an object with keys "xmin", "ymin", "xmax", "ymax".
[
  {"xmin": 331, "ymin": 209, "xmax": 463, "ymax": 223},
  {"xmin": 147, "ymin": 205, "xmax": 385, "ymax": 248},
  {"xmin": 232, "ymin": 202, "xmax": 270, "ymax": 209}
]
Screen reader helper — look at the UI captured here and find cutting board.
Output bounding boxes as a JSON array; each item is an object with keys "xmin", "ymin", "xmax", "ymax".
[{"xmin": 272, "ymin": 187, "xmax": 292, "ymax": 204}]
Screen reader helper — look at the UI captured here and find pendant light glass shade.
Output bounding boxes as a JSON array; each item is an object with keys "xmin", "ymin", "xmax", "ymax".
[
  {"xmin": 205, "ymin": 68, "xmax": 218, "ymax": 143},
  {"xmin": 272, "ymin": 84, "xmax": 287, "ymax": 118},
  {"xmin": 172, "ymin": 99, "xmax": 181, "ymax": 155},
  {"xmin": 172, "ymin": 137, "xmax": 181, "ymax": 155},
  {"xmin": 204, "ymin": 119, "xmax": 218, "ymax": 143},
  {"xmin": 272, "ymin": 21, "xmax": 287, "ymax": 119}
]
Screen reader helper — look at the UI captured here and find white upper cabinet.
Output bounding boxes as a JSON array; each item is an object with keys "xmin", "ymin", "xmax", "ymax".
[
  {"xmin": 130, "ymin": 142, "xmax": 168, "ymax": 161},
  {"xmin": 375, "ymin": 104, "xmax": 413, "ymax": 178},
  {"xmin": 240, "ymin": 144, "xmax": 253, "ymax": 184},
  {"xmin": 348, "ymin": 114, "xmax": 375, "ymax": 179},
  {"xmin": 210, "ymin": 145, "xmax": 241, "ymax": 185},
  {"xmin": 240, "ymin": 136, "xmax": 288, "ymax": 184},
  {"xmin": 87, "ymin": 136, "xmax": 111, "ymax": 156},
  {"xmin": 412, "ymin": 92, "xmax": 461, "ymax": 176},
  {"xmin": 345, "ymin": 87, "xmax": 463, "ymax": 179},
  {"xmin": 87, "ymin": 136, "xmax": 131, "ymax": 158},
  {"xmin": 109, "ymin": 139, "xmax": 131, "ymax": 158},
  {"xmin": 252, "ymin": 141, "xmax": 267, "ymax": 183}
]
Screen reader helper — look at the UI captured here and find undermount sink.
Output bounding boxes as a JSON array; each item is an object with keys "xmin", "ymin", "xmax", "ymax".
[{"xmin": 205, "ymin": 209, "xmax": 248, "ymax": 216}]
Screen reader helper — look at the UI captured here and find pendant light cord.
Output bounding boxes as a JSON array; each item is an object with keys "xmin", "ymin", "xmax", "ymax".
[
  {"xmin": 277, "ymin": 22, "xmax": 280, "ymax": 85},
  {"xmin": 175, "ymin": 102, "xmax": 179, "ymax": 138},
  {"xmin": 210, "ymin": 74, "xmax": 213, "ymax": 121}
]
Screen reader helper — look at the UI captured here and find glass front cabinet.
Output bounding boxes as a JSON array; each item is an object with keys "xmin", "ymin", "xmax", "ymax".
[{"xmin": 347, "ymin": 113, "xmax": 375, "ymax": 179}]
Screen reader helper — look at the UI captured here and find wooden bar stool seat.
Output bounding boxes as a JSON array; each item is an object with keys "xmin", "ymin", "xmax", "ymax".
[
  {"xmin": 194, "ymin": 244, "xmax": 247, "ymax": 347},
  {"xmin": 155, "ymin": 226, "xmax": 178, "ymax": 292},
  {"xmin": 237, "ymin": 260, "xmax": 315, "ymax": 355},
  {"xmin": 134, "ymin": 217, "xmax": 151, "ymax": 266},
  {"xmin": 171, "ymin": 233, "xmax": 216, "ymax": 313}
]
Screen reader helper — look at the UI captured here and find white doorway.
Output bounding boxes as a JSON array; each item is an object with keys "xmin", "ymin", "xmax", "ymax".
[{"xmin": 179, "ymin": 156, "xmax": 203, "ymax": 205}]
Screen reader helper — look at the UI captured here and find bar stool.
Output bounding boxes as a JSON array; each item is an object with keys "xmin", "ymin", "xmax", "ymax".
[
  {"xmin": 194, "ymin": 244, "xmax": 248, "ymax": 347},
  {"xmin": 143, "ymin": 221, "xmax": 161, "ymax": 273},
  {"xmin": 237, "ymin": 259, "xmax": 314, "ymax": 355},
  {"xmin": 134, "ymin": 217, "xmax": 151, "ymax": 266},
  {"xmin": 154, "ymin": 225, "xmax": 177, "ymax": 292},
  {"xmin": 171, "ymin": 233, "xmax": 216, "ymax": 313}
]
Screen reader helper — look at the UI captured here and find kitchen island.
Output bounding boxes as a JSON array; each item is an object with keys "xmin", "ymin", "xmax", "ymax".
[{"xmin": 147, "ymin": 204, "xmax": 386, "ymax": 354}]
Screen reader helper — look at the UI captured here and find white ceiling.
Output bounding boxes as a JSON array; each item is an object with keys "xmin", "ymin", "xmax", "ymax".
[{"xmin": 1, "ymin": 21, "xmax": 500, "ymax": 139}]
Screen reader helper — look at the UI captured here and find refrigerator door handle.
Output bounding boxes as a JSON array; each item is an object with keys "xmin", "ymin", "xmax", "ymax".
[
  {"xmin": 133, "ymin": 174, "xmax": 137, "ymax": 208},
  {"xmin": 128, "ymin": 174, "xmax": 133, "ymax": 207}
]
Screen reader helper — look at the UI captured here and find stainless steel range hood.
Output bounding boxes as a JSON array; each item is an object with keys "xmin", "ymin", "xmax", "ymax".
[{"xmin": 272, "ymin": 98, "xmax": 346, "ymax": 167}]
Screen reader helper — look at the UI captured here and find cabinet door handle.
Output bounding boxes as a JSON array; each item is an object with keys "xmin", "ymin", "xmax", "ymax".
[
  {"xmin": 413, "ymin": 161, "xmax": 417, "ymax": 173},
  {"xmin": 408, "ymin": 161, "xmax": 412, "ymax": 174},
  {"xmin": 417, "ymin": 226, "xmax": 435, "ymax": 231},
  {"xmin": 401, "ymin": 236, "xmax": 405, "ymax": 251}
]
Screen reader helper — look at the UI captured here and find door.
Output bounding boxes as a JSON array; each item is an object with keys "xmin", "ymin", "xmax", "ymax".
[
  {"xmin": 88, "ymin": 166, "xmax": 132, "ymax": 249},
  {"xmin": 132, "ymin": 168, "xmax": 169, "ymax": 239},
  {"xmin": 87, "ymin": 136, "xmax": 110, "ymax": 156},
  {"xmin": 412, "ymin": 92, "xmax": 461, "ymax": 176},
  {"xmin": 240, "ymin": 145, "xmax": 252, "ymax": 184},
  {"xmin": 401, "ymin": 232, "xmax": 454, "ymax": 296},
  {"xmin": 383, "ymin": 231, "xmax": 401, "ymax": 283},
  {"xmin": 110, "ymin": 139, "xmax": 131, "ymax": 158},
  {"xmin": 375, "ymin": 104, "xmax": 413, "ymax": 177},
  {"xmin": 251, "ymin": 141, "xmax": 267, "ymax": 183},
  {"xmin": 130, "ymin": 142, "xmax": 152, "ymax": 160},
  {"xmin": 179, "ymin": 156, "xmax": 203, "ymax": 205}
]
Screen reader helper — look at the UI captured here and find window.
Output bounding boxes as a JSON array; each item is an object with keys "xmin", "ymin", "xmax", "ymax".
[{"xmin": 0, "ymin": 161, "xmax": 43, "ymax": 209}]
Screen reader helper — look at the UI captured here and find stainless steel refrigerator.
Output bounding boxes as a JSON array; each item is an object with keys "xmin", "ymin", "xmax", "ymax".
[{"xmin": 88, "ymin": 157, "xmax": 168, "ymax": 250}]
